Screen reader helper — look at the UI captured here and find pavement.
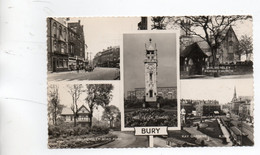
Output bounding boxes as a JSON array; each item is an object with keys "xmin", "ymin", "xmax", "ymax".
[
  {"xmin": 48, "ymin": 67, "xmax": 120, "ymax": 81},
  {"xmin": 98, "ymin": 131, "xmax": 149, "ymax": 148},
  {"xmin": 217, "ymin": 118, "xmax": 233, "ymax": 146}
]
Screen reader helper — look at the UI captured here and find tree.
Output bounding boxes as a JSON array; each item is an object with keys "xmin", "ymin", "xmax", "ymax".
[
  {"xmin": 48, "ymin": 85, "xmax": 63, "ymax": 125},
  {"xmin": 153, "ymin": 16, "xmax": 251, "ymax": 66},
  {"xmin": 237, "ymin": 35, "xmax": 253, "ymax": 61},
  {"xmin": 102, "ymin": 105, "xmax": 120, "ymax": 128},
  {"xmin": 85, "ymin": 84, "xmax": 114, "ymax": 127},
  {"xmin": 68, "ymin": 84, "xmax": 83, "ymax": 127},
  {"xmin": 151, "ymin": 16, "xmax": 166, "ymax": 30}
]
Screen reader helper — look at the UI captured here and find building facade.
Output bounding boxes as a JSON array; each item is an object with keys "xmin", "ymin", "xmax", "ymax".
[
  {"xmin": 67, "ymin": 20, "xmax": 86, "ymax": 70},
  {"xmin": 47, "ymin": 18, "xmax": 69, "ymax": 72},
  {"xmin": 47, "ymin": 18, "xmax": 86, "ymax": 72},
  {"xmin": 93, "ymin": 46, "xmax": 120, "ymax": 68},
  {"xmin": 127, "ymin": 87, "xmax": 177, "ymax": 101},
  {"xmin": 61, "ymin": 105, "xmax": 90, "ymax": 127}
]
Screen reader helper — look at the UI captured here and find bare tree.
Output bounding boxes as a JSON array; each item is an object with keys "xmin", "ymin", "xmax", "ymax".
[
  {"xmin": 152, "ymin": 16, "xmax": 252, "ymax": 66},
  {"xmin": 68, "ymin": 84, "xmax": 83, "ymax": 127},
  {"xmin": 48, "ymin": 85, "xmax": 63, "ymax": 125},
  {"xmin": 85, "ymin": 84, "xmax": 114, "ymax": 127},
  {"xmin": 237, "ymin": 35, "xmax": 253, "ymax": 60}
]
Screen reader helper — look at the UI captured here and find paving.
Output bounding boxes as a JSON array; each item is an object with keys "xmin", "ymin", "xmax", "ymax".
[{"xmin": 48, "ymin": 67, "xmax": 120, "ymax": 81}]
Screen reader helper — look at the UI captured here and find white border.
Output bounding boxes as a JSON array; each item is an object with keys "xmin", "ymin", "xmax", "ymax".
[{"xmin": 120, "ymin": 30, "xmax": 181, "ymax": 132}]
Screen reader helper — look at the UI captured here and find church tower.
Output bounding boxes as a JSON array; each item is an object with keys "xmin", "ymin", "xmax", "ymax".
[
  {"xmin": 232, "ymin": 86, "xmax": 237, "ymax": 102},
  {"xmin": 144, "ymin": 38, "xmax": 158, "ymax": 102}
]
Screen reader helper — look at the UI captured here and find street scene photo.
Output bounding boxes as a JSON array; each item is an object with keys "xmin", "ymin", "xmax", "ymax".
[
  {"xmin": 123, "ymin": 32, "xmax": 179, "ymax": 128},
  {"xmin": 47, "ymin": 17, "xmax": 122, "ymax": 81}
]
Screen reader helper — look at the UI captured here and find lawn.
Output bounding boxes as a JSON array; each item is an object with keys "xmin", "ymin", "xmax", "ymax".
[
  {"xmin": 167, "ymin": 130, "xmax": 197, "ymax": 145},
  {"xmin": 198, "ymin": 120, "xmax": 223, "ymax": 139}
]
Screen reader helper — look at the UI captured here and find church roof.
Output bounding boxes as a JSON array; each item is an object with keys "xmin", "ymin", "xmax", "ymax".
[{"xmin": 180, "ymin": 42, "xmax": 208, "ymax": 58}]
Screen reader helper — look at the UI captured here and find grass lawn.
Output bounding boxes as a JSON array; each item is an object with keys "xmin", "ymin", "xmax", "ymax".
[
  {"xmin": 198, "ymin": 120, "xmax": 223, "ymax": 139},
  {"xmin": 167, "ymin": 130, "xmax": 197, "ymax": 144}
]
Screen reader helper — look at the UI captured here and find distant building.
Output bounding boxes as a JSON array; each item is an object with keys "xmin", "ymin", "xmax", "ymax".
[
  {"xmin": 196, "ymin": 103, "xmax": 221, "ymax": 116},
  {"xmin": 180, "ymin": 99, "xmax": 220, "ymax": 116},
  {"xmin": 127, "ymin": 87, "xmax": 177, "ymax": 101},
  {"xmin": 228, "ymin": 87, "xmax": 254, "ymax": 121},
  {"xmin": 93, "ymin": 46, "xmax": 120, "ymax": 68},
  {"xmin": 61, "ymin": 105, "xmax": 90, "ymax": 127}
]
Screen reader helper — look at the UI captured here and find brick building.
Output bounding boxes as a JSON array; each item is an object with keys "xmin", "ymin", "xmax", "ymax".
[
  {"xmin": 47, "ymin": 18, "xmax": 86, "ymax": 72},
  {"xmin": 93, "ymin": 46, "xmax": 120, "ymax": 68},
  {"xmin": 47, "ymin": 18, "xmax": 69, "ymax": 72},
  {"xmin": 67, "ymin": 20, "xmax": 86, "ymax": 70},
  {"xmin": 127, "ymin": 87, "xmax": 177, "ymax": 100}
]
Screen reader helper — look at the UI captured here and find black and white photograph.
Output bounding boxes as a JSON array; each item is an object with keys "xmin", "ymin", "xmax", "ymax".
[
  {"xmin": 148, "ymin": 16, "xmax": 253, "ymax": 79},
  {"xmin": 177, "ymin": 79, "xmax": 254, "ymax": 147},
  {"xmin": 123, "ymin": 32, "xmax": 180, "ymax": 129},
  {"xmin": 47, "ymin": 17, "xmax": 131, "ymax": 81},
  {"xmin": 47, "ymin": 82, "xmax": 122, "ymax": 148}
]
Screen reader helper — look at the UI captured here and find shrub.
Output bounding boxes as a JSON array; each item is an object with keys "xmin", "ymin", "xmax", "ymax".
[
  {"xmin": 91, "ymin": 125, "xmax": 109, "ymax": 134},
  {"xmin": 48, "ymin": 126, "xmax": 61, "ymax": 138}
]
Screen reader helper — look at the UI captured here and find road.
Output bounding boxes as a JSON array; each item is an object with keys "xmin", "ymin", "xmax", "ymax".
[
  {"xmin": 98, "ymin": 131, "xmax": 170, "ymax": 148},
  {"xmin": 48, "ymin": 67, "xmax": 120, "ymax": 81},
  {"xmin": 98, "ymin": 131, "xmax": 148, "ymax": 148}
]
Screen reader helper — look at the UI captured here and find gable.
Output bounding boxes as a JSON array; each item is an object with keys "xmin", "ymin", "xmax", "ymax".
[{"xmin": 77, "ymin": 105, "xmax": 90, "ymax": 114}]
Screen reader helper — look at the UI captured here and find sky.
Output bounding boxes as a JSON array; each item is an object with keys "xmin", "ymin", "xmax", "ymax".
[
  {"xmin": 56, "ymin": 17, "xmax": 253, "ymax": 61},
  {"xmin": 180, "ymin": 78, "xmax": 254, "ymax": 105},
  {"xmin": 123, "ymin": 33, "xmax": 178, "ymax": 97},
  {"xmin": 67, "ymin": 17, "xmax": 141, "ymax": 60}
]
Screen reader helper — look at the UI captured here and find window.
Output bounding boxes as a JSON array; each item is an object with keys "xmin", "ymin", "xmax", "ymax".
[
  {"xmin": 150, "ymin": 73, "xmax": 153, "ymax": 80},
  {"xmin": 59, "ymin": 26, "xmax": 62, "ymax": 37},
  {"xmin": 53, "ymin": 22, "xmax": 57, "ymax": 37},
  {"xmin": 149, "ymin": 90, "xmax": 153, "ymax": 97},
  {"xmin": 53, "ymin": 41, "xmax": 57, "ymax": 52}
]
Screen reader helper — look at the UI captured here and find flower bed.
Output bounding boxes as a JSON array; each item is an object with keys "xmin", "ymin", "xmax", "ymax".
[{"xmin": 125, "ymin": 108, "xmax": 177, "ymax": 127}]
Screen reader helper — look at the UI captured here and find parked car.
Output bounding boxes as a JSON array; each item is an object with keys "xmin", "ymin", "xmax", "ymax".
[{"xmin": 85, "ymin": 66, "xmax": 94, "ymax": 72}]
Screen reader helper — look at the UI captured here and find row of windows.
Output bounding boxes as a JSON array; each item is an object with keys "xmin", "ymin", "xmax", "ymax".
[
  {"xmin": 52, "ymin": 22, "xmax": 67, "ymax": 40},
  {"xmin": 52, "ymin": 22, "xmax": 81, "ymax": 41},
  {"xmin": 53, "ymin": 41, "xmax": 67, "ymax": 54}
]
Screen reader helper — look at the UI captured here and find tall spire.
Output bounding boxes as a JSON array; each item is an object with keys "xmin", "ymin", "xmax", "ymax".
[
  {"xmin": 232, "ymin": 86, "xmax": 237, "ymax": 102},
  {"xmin": 234, "ymin": 86, "xmax": 237, "ymax": 98}
]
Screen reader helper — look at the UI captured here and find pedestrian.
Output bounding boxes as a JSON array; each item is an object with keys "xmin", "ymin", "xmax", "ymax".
[{"xmin": 76, "ymin": 64, "xmax": 79, "ymax": 73}]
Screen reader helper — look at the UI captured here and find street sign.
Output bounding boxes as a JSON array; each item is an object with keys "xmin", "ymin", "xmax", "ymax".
[{"xmin": 135, "ymin": 127, "xmax": 168, "ymax": 136}]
